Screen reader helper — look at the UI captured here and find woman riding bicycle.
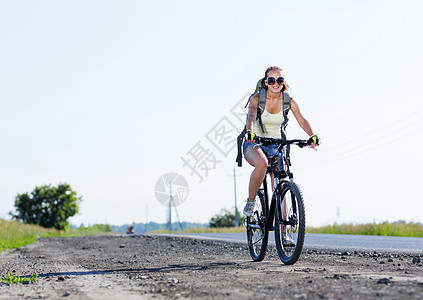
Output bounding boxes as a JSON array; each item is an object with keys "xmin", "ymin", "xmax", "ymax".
[{"xmin": 243, "ymin": 66, "xmax": 318, "ymax": 220}]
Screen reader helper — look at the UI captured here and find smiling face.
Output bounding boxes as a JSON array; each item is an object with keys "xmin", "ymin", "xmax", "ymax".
[{"xmin": 265, "ymin": 69, "xmax": 284, "ymax": 93}]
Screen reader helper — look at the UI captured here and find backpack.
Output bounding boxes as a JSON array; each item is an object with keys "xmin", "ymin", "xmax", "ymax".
[{"xmin": 235, "ymin": 82, "xmax": 291, "ymax": 167}]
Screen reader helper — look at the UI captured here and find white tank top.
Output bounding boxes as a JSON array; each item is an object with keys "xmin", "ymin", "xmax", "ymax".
[{"xmin": 253, "ymin": 107, "xmax": 284, "ymax": 139}]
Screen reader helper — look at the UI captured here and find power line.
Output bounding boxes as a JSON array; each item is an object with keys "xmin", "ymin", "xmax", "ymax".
[
  {"xmin": 298, "ymin": 109, "xmax": 423, "ymax": 168},
  {"xmin": 321, "ymin": 108, "xmax": 423, "ymax": 155},
  {"xmin": 303, "ymin": 127, "xmax": 423, "ymax": 168},
  {"xmin": 307, "ymin": 118, "xmax": 423, "ymax": 166}
]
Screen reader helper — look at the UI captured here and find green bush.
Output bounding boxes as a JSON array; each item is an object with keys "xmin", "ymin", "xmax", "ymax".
[
  {"xmin": 209, "ymin": 208, "xmax": 244, "ymax": 228},
  {"xmin": 10, "ymin": 183, "xmax": 81, "ymax": 230}
]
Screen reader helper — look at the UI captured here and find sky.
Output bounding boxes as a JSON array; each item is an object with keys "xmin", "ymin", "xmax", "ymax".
[{"xmin": 1, "ymin": 0, "xmax": 422, "ymax": 227}]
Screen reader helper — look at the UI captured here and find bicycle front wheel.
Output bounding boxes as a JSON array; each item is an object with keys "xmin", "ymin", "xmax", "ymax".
[
  {"xmin": 274, "ymin": 181, "xmax": 305, "ymax": 265},
  {"xmin": 246, "ymin": 191, "xmax": 268, "ymax": 262}
]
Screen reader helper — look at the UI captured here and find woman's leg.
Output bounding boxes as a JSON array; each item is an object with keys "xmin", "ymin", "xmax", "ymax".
[{"xmin": 244, "ymin": 146, "xmax": 268, "ymax": 200}]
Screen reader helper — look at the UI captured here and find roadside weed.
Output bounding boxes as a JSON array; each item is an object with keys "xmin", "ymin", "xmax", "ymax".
[{"xmin": 0, "ymin": 273, "xmax": 39, "ymax": 284}]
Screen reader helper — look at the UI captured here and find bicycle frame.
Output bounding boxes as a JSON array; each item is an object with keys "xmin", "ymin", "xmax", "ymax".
[
  {"xmin": 246, "ymin": 136, "xmax": 310, "ymax": 264},
  {"xmin": 258, "ymin": 142, "xmax": 301, "ymax": 231}
]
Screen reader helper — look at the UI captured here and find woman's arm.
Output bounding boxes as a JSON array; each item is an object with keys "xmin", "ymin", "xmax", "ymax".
[
  {"xmin": 290, "ymin": 98, "xmax": 315, "ymax": 137},
  {"xmin": 245, "ymin": 94, "xmax": 259, "ymax": 142}
]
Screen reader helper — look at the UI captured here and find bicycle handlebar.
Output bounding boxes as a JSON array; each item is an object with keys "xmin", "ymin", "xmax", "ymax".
[{"xmin": 253, "ymin": 137, "xmax": 309, "ymax": 148}]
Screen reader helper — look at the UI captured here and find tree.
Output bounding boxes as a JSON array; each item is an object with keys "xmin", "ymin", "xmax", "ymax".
[
  {"xmin": 209, "ymin": 208, "xmax": 244, "ymax": 228},
  {"xmin": 10, "ymin": 183, "xmax": 82, "ymax": 230}
]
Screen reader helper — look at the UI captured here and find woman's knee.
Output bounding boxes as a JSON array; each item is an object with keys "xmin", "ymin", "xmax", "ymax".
[
  {"xmin": 254, "ymin": 158, "xmax": 268, "ymax": 173},
  {"xmin": 245, "ymin": 147, "xmax": 268, "ymax": 171}
]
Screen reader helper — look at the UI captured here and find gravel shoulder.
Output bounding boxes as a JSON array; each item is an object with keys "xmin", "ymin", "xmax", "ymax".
[{"xmin": 0, "ymin": 234, "xmax": 422, "ymax": 299}]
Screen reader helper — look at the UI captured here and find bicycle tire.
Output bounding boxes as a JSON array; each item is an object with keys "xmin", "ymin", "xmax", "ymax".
[
  {"xmin": 246, "ymin": 191, "xmax": 268, "ymax": 262},
  {"xmin": 274, "ymin": 181, "xmax": 305, "ymax": 265}
]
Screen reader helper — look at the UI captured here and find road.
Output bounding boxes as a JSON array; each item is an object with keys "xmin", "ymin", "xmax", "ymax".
[
  {"xmin": 170, "ymin": 233, "xmax": 423, "ymax": 254},
  {"xmin": 1, "ymin": 235, "xmax": 422, "ymax": 299}
]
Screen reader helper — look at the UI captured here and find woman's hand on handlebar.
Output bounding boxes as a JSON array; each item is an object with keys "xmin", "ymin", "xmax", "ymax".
[
  {"xmin": 307, "ymin": 134, "xmax": 320, "ymax": 149},
  {"xmin": 245, "ymin": 130, "xmax": 256, "ymax": 143}
]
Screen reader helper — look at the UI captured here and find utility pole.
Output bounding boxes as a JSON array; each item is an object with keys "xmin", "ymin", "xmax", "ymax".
[
  {"xmin": 233, "ymin": 167, "xmax": 239, "ymax": 227},
  {"xmin": 168, "ymin": 181, "xmax": 172, "ymax": 231},
  {"xmin": 145, "ymin": 202, "xmax": 148, "ymax": 233}
]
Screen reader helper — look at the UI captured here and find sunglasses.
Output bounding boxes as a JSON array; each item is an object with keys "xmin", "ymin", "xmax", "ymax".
[{"xmin": 266, "ymin": 77, "xmax": 284, "ymax": 85}]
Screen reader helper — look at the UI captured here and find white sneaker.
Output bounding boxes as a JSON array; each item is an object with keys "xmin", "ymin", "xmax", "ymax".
[
  {"xmin": 243, "ymin": 199, "xmax": 256, "ymax": 217},
  {"xmin": 282, "ymin": 233, "xmax": 295, "ymax": 247}
]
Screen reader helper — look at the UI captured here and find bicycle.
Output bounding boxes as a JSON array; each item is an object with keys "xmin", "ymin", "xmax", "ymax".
[{"xmin": 246, "ymin": 137, "xmax": 311, "ymax": 265}]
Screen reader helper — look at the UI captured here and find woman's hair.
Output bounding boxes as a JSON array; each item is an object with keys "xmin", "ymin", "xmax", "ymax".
[{"xmin": 257, "ymin": 66, "xmax": 290, "ymax": 92}]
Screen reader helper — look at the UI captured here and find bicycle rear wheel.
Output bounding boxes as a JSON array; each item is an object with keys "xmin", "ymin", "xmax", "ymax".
[
  {"xmin": 274, "ymin": 181, "xmax": 305, "ymax": 265},
  {"xmin": 246, "ymin": 191, "xmax": 268, "ymax": 262}
]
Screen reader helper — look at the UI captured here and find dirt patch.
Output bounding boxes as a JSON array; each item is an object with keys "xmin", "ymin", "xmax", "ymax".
[{"xmin": 0, "ymin": 234, "xmax": 422, "ymax": 299}]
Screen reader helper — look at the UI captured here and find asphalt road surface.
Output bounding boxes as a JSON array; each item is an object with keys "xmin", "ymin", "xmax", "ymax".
[{"xmin": 171, "ymin": 233, "xmax": 423, "ymax": 254}]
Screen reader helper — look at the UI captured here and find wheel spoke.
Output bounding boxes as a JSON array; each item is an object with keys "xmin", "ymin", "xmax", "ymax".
[
  {"xmin": 252, "ymin": 235, "xmax": 263, "ymax": 246},
  {"xmin": 274, "ymin": 181, "xmax": 305, "ymax": 265},
  {"xmin": 246, "ymin": 192, "xmax": 268, "ymax": 262}
]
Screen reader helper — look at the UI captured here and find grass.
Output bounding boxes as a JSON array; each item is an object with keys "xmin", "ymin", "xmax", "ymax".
[
  {"xmin": 0, "ymin": 219, "xmax": 113, "ymax": 253},
  {"xmin": 0, "ymin": 273, "xmax": 38, "ymax": 284},
  {"xmin": 306, "ymin": 222, "xmax": 423, "ymax": 237},
  {"xmin": 0, "ymin": 219, "xmax": 60, "ymax": 251},
  {"xmin": 150, "ymin": 222, "xmax": 423, "ymax": 238}
]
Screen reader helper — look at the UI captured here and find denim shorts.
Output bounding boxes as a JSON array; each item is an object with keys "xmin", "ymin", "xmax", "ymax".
[{"xmin": 243, "ymin": 140, "xmax": 280, "ymax": 158}]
